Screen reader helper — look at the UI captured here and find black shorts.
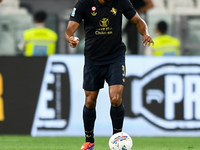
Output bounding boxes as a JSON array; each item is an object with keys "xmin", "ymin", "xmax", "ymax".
[{"xmin": 83, "ymin": 61, "xmax": 126, "ymax": 91}]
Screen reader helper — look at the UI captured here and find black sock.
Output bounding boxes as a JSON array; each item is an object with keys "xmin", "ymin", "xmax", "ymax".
[
  {"xmin": 110, "ymin": 103, "xmax": 124, "ymax": 134},
  {"xmin": 83, "ymin": 105, "xmax": 96, "ymax": 143}
]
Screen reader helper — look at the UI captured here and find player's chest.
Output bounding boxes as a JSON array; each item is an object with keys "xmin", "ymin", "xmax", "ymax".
[{"xmin": 84, "ymin": 5, "xmax": 121, "ymax": 23}]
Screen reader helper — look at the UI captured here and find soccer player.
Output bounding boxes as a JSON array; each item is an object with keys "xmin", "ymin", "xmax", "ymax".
[{"xmin": 65, "ymin": 0, "xmax": 154, "ymax": 149}]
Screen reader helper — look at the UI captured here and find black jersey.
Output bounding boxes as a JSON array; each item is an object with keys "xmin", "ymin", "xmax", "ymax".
[
  {"xmin": 70, "ymin": 0, "xmax": 136, "ymax": 64},
  {"xmin": 129, "ymin": 0, "xmax": 146, "ymax": 10}
]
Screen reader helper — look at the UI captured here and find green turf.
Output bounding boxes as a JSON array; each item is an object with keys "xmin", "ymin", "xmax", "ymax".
[{"xmin": 0, "ymin": 135, "xmax": 199, "ymax": 150}]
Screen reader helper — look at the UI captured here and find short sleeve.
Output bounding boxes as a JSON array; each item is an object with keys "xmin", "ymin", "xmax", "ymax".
[
  {"xmin": 69, "ymin": 0, "xmax": 84, "ymax": 24},
  {"xmin": 122, "ymin": 0, "xmax": 136, "ymax": 20}
]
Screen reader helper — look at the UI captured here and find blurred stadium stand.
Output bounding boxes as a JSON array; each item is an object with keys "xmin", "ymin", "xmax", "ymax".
[
  {"xmin": 19, "ymin": 0, "xmax": 76, "ymax": 54},
  {"xmin": 0, "ymin": 0, "xmax": 200, "ymax": 55},
  {"xmin": 146, "ymin": 0, "xmax": 200, "ymax": 55},
  {"xmin": 0, "ymin": 0, "xmax": 33, "ymax": 56}
]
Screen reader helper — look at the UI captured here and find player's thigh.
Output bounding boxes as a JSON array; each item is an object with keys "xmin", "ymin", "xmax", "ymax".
[
  {"xmin": 83, "ymin": 63, "xmax": 106, "ymax": 91},
  {"xmin": 106, "ymin": 61, "xmax": 126, "ymax": 86}
]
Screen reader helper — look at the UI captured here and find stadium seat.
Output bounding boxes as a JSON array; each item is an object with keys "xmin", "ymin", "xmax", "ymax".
[
  {"xmin": 197, "ymin": 0, "xmax": 200, "ymax": 7},
  {"xmin": 0, "ymin": 22, "xmax": 16, "ymax": 56},
  {"xmin": 151, "ymin": 0, "xmax": 165, "ymax": 7},
  {"xmin": 0, "ymin": 0, "xmax": 20, "ymax": 8},
  {"xmin": 0, "ymin": 7, "xmax": 28, "ymax": 15},
  {"xmin": 0, "ymin": 0, "xmax": 29, "ymax": 15},
  {"xmin": 0, "ymin": 14, "xmax": 33, "ymax": 55},
  {"xmin": 148, "ymin": 0, "xmax": 169, "ymax": 15},
  {"xmin": 167, "ymin": 0, "xmax": 200, "ymax": 15},
  {"xmin": 186, "ymin": 19, "xmax": 200, "ymax": 55},
  {"xmin": 173, "ymin": 0, "xmax": 193, "ymax": 7}
]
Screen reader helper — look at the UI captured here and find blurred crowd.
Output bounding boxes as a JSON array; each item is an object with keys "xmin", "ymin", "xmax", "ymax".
[{"xmin": 0, "ymin": 0, "xmax": 200, "ymax": 56}]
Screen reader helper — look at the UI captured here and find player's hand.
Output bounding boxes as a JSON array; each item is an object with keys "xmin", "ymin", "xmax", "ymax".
[
  {"xmin": 69, "ymin": 36, "xmax": 79, "ymax": 48},
  {"xmin": 142, "ymin": 34, "xmax": 154, "ymax": 47}
]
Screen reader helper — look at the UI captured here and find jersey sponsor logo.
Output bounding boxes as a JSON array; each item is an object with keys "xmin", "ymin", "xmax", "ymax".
[
  {"xmin": 110, "ymin": 7, "xmax": 117, "ymax": 16},
  {"xmin": 71, "ymin": 8, "xmax": 76, "ymax": 17},
  {"xmin": 99, "ymin": 18, "xmax": 109, "ymax": 27},
  {"xmin": 31, "ymin": 57, "xmax": 70, "ymax": 136},
  {"xmin": 0, "ymin": 73, "xmax": 4, "ymax": 121},
  {"xmin": 95, "ymin": 18, "xmax": 113, "ymax": 35},
  {"xmin": 123, "ymin": 64, "xmax": 200, "ymax": 130}
]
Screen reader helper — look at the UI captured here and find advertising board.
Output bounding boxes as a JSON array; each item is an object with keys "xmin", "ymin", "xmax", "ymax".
[{"xmin": 1, "ymin": 56, "xmax": 200, "ymax": 136}]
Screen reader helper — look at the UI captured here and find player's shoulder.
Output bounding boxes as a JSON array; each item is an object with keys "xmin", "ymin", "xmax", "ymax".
[{"xmin": 79, "ymin": 0, "xmax": 93, "ymax": 4}]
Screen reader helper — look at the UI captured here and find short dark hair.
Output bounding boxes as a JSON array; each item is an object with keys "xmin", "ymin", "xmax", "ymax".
[
  {"xmin": 34, "ymin": 11, "xmax": 47, "ymax": 23},
  {"xmin": 157, "ymin": 21, "xmax": 168, "ymax": 34}
]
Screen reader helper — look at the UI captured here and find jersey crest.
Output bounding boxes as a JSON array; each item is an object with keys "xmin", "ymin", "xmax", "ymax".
[
  {"xmin": 110, "ymin": 7, "xmax": 117, "ymax": 16},
  {"xmin": 91, "ymin": 6, "xmax": 97, "ymax": 16}
]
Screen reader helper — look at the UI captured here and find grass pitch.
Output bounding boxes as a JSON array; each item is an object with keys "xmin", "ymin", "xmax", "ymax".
[{"xmin": 0, "ymin": 135, "xmax": 199, "ymax": 150}]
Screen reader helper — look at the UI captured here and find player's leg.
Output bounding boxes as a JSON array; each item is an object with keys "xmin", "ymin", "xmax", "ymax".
[
  {"xmin": 83, "ymin": 90, "xmax": 99, "ymax": 143},
  {"xmin": 109, "ymin": 85, "xmax": 124, "ymax": 134},
  {"xmin": 81, "ymin": 64, "xmax": 105, "ymax": 150},
  {"xmin": 81, "ymin": 90, "xmax": 98, "ymax": 150},
  {"xmin": 106, "ymin": 61, "xmax": 125, "ymax": 134}
]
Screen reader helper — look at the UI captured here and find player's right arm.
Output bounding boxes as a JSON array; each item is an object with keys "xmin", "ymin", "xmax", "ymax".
[
  {"xmin": 65, "ymin": 0, "xmax": 84, "ymax": 48},
  {"xmin": 65, "ymin": 21, "xmax": 80, "ymax": 48}
]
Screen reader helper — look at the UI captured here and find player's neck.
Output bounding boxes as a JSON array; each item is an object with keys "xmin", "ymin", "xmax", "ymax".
[{"xmin": 98, "ymin": 0, "xmax": 106, "ymax": 4}]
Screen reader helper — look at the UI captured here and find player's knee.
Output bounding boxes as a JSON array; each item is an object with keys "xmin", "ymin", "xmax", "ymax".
[
  {"xmin": 85, "ymin": 100, "xmax": 95, "ymax": 109},
  {"xmin": 85, "ymin": 91, "xmax": 98, "ymax": 108},
  {"xmin": 110, "ymin": 95, "xmax": 121, "ymax": 107},
  {"xmin": 85, "ymin": 97, "xmax": 96, "ymax": 109}
]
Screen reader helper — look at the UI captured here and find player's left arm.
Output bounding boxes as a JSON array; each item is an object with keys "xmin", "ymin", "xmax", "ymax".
[{"xmin": 130, "ymin": 13, "xmax": 154, "ymax": 47}]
